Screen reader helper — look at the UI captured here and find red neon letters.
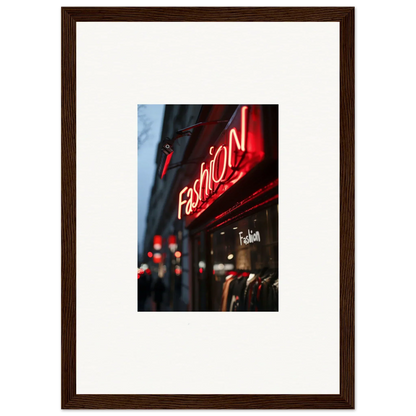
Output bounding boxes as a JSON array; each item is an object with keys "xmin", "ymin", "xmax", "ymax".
[{"xmin": 178, "ymin": 106, "xmax": 249, "ymax": 220}]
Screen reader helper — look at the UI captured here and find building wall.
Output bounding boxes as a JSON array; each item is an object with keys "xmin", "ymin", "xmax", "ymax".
[{"xmin": 143, "ymin": 105, "xmax": 201, "ymax": 311}]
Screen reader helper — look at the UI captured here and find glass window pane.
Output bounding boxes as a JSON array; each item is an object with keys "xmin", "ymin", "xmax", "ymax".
[{"xmin": 210, "ymin": 204, "xmax": 278, "ymax": 311}]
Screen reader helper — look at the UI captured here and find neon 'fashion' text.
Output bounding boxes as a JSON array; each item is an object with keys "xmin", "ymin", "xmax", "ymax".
[{"xmin": 178, "ymin": 106, "xmax": 249, "ymax": 220}]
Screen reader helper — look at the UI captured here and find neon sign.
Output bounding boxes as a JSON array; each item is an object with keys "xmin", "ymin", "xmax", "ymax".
[{"xmin": 178, "ymin": 105, "xmax": 265, "ymax": 220}]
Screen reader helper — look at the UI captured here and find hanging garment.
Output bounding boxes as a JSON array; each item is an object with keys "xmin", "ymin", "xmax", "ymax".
[
  {"xmin": 258, "ymin": 276, "xmax": 269, "ymax": 311},
  {"xmin": 273, "ymin": 278, "xmax": 279, "ymax": 311},
  {"xmin": 243, "ymin": 275, "xmax": 257, "ymax": 311},
  {"xmin": 247, "ymin": 277, "xmax": 261, "ymax": 311},
  {"xmin": 227, "ymin": 274, "xmax": 248, "ymax": 311},
  {"xmin": 258, "ymin": 275, "xmax": 278, "ymax": 311},
  {"xmin": 220, "ymin": 275, "xmax": 235, "ymax": 311}
]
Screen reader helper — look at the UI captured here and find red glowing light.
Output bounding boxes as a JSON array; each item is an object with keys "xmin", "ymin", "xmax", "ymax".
[
  {"xmin": 214, "ymin": 178, "xmax": 278, "ymax": 225},
  {"xmin": 178, "ymin": 187, "xmax": 188, "ymax": 220},
  {"xmin": 147, "ymin": 251, "xmax": 153, "ymax": 258},
  {"xmin": 212, "ymin": 145, "xmax": 227, "ymax": 183},
  {"xmin": 168, "ymin": 235, "xmax": 177, "ymax": 252},
  {"xmin": 153, "ymin": 253, "xmax": 162, "ymax": 263},
  {"xmin": 153, "ymin": 235, "xmax": 162, "ymax": 250},
  {"xmin": 192, "ymin": 179, "xmax": 200, "ymax": 209},
  {"xmin": 174, "ymin": 251, "xmax": 182, "ymax": 258},
  {"xmin": 145, "ymin": 268, "xmax": 151, "ymax": 275},
  {"xmin": 199, "ymin": 162, "xmax": 210, "ymax": 199},
  {"xmin": 138, "ymin": 269, "xmax": 144, "ymax": 278},
  {"xmin": 199, "ymin": 268, "xmax": 203, "ymax": 274},
  {"xmin": 161, "ymin": 152, "xmax": 173, "ymax": 179},
  {"xmin": 177, "ymin": 105, "xmax": 264, "ymax": 221},
  {"xmin": 186, "ymin": 187, "xmax": 194, "ymax": 215}
]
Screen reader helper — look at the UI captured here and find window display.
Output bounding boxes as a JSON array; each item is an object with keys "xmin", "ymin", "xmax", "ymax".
[{"xmin": 210, "ymin": 204, "xmax": 278, "ymax": 311}]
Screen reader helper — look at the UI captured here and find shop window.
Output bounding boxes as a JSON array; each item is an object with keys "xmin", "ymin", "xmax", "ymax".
[{"xmin": 210, "ymin": 204, "xmax": 278, "ymax": 311}]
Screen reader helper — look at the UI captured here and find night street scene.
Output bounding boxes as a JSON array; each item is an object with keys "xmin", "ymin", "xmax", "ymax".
[{"xmin": 138, "ymin": 105, "xmax": 278, "ymax": 311}]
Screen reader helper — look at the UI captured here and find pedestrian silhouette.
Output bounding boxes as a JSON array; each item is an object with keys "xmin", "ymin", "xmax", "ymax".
[
  {"xmin": 137, "ymin": 273, "xmax": 148, "ymax": 311},
  {"xmin": 137, "ymin": 270, "xmax": 151, "ymax": 311},
  {"xmin": 153, "ymin": 277, "xmax": 166, "ymax": 311}
]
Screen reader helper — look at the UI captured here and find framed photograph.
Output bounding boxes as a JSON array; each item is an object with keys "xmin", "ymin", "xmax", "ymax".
[{"xmin": 62, "ymin": 7, "xmax": 354, "ymax": 409}]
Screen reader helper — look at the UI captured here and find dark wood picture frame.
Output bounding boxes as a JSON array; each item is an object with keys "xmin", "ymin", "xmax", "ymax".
[{"xmin": 62, "ymin": 7, "xmax": 354, "ymax": 409}]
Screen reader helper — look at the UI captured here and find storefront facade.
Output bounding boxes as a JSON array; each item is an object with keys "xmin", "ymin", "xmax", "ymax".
[{"xmin": 142, "ymin": 104, "xmax": 278, "ymax": 311}]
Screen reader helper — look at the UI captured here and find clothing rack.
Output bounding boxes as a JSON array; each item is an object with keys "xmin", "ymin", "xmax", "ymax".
[{"xmin": 221, "ymin": 267, "xmax": 279, "ymax": 312}]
